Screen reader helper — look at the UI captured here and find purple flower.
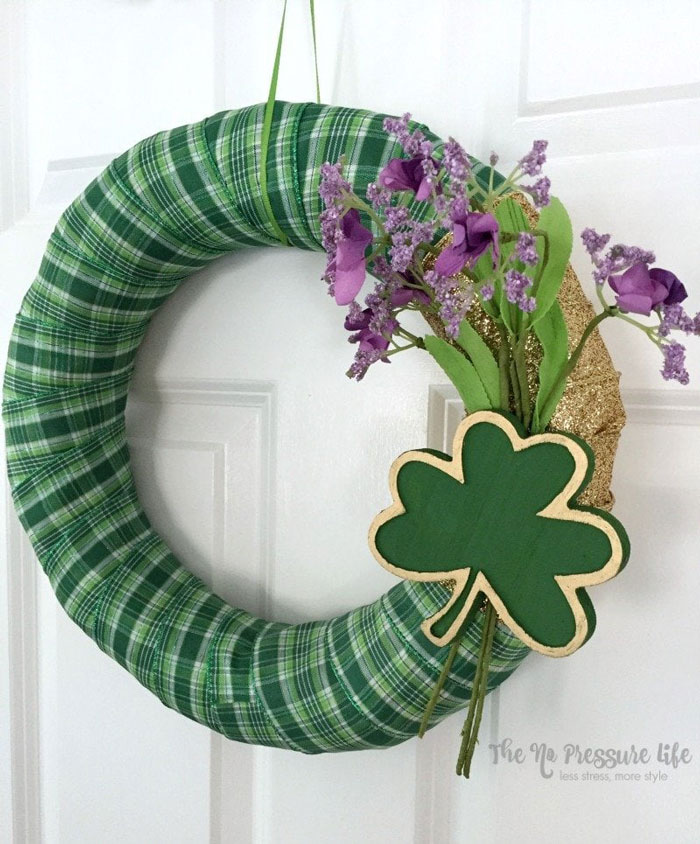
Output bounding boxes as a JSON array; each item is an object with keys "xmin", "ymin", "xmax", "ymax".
[
  {"xmin": 346, "ymin": 308, "xmax": 399, "ymax": 380},
  {"xmin": 319, "ymin": 161, "xmax": 350, "ymax": 206},
  {"xmin": 481, "ymin": 283, "xmax": 494, "ymax": 301},
  {"xmin": 366, "ymin": 182, "xmax": 391, "ymax": 209},
  {"xmin": 378, "ymin": 156, "xmax": 440, "ymax": 201},
  {"xmin": 581, "ymin": 227, "xmax": 611, "ymax": 257},
  {"xmin": 514, "ymin": 232, "xmax": 538, "ymax": 266},
  {"xmin": 434, "ymin": 211, "xmax": 500, "ymax": 277},
  {"xmin": 442, "ymin": 139, "xmax": 471, "ymax": 182},
  {"xmin": 333, "ymin": 209, "xmax": 373, "ymax": 305},
  {"xmin": 661, "ymin": 341, "xmax": 689, "ymax": 385},
  {"xmin": 524, "ymin": 176, "xmax": 551, "ymax": 208},
  {"xmin": 650, "ymin": 268, "xmax": 687, "ymax": 306},
  {"xmin": 519, "ymin": 140, "xmax": 548, "ymax": 177},
  {"xmin": 424, "ymin": 269, "xmax": 473, "ymax": 338},
  {"xmin": 384, "ymin": 206, "xmax": 411, "ymax": 232},
  {"xmin": 659, "ymin": 303, "xmax": 698, "ymax": 337},
  {"xmin": 347, "ymin": 348, "xmax": 387, "ymax": 381},
  {"xmin": 504, "ymin": 269, "xmax": 536, "ymax": 313},
  {"xmin": 608, "ymin": 263, "xmax": 670, "ymax": 315},
  {"xmin": 382, "ymin": 113, "xmax": 431, "ymax": 157},
  {"xmin": 351, "ymin": 324, "xmax": 396, "ymax": 353},
  {"xmin": 390, "ymin": 286, "xmax": 431, "ymax": 307},
  {"xmin": 344, "ymin": 304, "xmax": 372, "ymax": 331}
]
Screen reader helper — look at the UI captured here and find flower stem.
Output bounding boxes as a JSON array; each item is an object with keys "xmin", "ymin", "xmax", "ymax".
[
  {"xmin": 397, "ymin": 327, "xmax": 425, "ymax": 348},
  {"xmin": 510, "ymin": 360, "xmax": 522, "ymax": 418},
  {"xmin": 342, "ymin": 192, "xmax": 387, "ymax": 235},
  {"xmin": 418, "ymin": 635, "xmax": 462, "ymax": 738},
  {"xmin": 513, "ymin": 336, "xmax": 532, "ymax": 430},
  {"xmin": 497, "ymin": 323, "xmax": 511, "ymax": 411},
  {"xmin": 456, "ymin": 602, "xmax": 498, "ymax": 778},
  {"xmin": 531, "ymin": 230, "xmax": 550, "ymax": 298}
]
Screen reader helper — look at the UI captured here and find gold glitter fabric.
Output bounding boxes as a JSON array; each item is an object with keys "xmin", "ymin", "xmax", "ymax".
[{"xmin": 424, "ymin": 194, "xmax": 625, "ymax": 512}]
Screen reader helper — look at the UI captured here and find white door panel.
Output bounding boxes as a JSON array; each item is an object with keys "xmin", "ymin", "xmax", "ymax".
[{"xmin": 2, "ymin": 2, "xmax": 699, "ymax": 842}]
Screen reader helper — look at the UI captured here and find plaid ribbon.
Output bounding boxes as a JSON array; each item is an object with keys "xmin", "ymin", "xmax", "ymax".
[{"xmin": 3, "ymin": 102, "xmax": 529, "ymax": 753}]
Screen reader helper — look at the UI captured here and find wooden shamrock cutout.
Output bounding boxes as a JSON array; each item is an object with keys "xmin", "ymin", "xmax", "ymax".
[{"xmin": 369, "ymin": 411, "xmax": 629, "ymax": 656}]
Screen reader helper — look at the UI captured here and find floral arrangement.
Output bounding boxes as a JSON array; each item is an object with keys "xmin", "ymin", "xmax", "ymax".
[
  {"xmin": 319, "ymin": 112, "xmax": 697, "ymax": 396},
  {"xmin": 318, "ymin": 114, "xmax": 696, "ymax": 778}
]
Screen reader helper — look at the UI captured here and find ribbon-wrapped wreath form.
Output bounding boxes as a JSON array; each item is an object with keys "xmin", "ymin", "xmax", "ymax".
[{"xmin": 3, "ymin": 102, "xmax": 623, "ymax": 754}]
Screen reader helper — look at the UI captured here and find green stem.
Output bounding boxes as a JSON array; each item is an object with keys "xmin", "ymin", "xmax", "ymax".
[
  {"xmin": 496, "ymin": 324, "xmax": 511, "ymax": 411},
  {"xmin": 397, "ymin": 327, "xmax": 425, "ymax": 348},
  {"xmin": 418, "ymin": 240, "xmax": 441, "ymax": 257},
  {"xmin": 456, "ymin": 602, "xmax": 497, "ymax": 777},
  {"xmin": 513, "ymin": 336, "xmax": 531, "ymax": 430},
  {"xmin": 343, "ymin": 192, "xmax": 387, "ymax": 235},
  {"xmin": 531, "ymin": 230, "xmax": 550, "ymax": 298},
  {"xmin": 418, "ymin": 636, "xmax": 462, "ymax": 738},
  {"xmin": 365, "ymin": 241, "xmax": 389, "ymax": 265},
  {"xmin": 614, "ymin": 311, "xmax": 662, "ymax": 343},
  {"xmin": 510, "ymin": 360, "xmax": 522, "ymax": 418}
]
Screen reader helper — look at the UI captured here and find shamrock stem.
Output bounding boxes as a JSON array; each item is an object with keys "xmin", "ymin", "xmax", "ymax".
[
  {"xmin": 419, "ymin": 570, "xmax": 482, "ymax": 736},
  {"xmin": 456, "ymin": 601, "xmax": 498, "ymax": 778},
  {"xmin": 418, "ymin": 635, "xmax": 462, "ymax": 738}
]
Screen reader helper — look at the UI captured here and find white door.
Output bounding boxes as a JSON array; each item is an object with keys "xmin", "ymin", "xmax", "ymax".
[{"xmin": 2, "ymin": 2, "xmax": 699, "ymax": 842}]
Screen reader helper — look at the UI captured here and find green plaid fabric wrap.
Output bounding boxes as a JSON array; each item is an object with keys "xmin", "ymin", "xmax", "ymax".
[{"xmin": 3, "ymin": 102, "xmax": 529, "ymax": 753}]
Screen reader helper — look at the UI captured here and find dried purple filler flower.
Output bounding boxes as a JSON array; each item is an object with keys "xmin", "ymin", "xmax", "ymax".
[
  {"xmin": 442, "ymin": 138, "xmax": 471, "ymax": 182},
  {"xmin": 581, "ymin": 227, "xmax": 611, "ymax": 257},
  {"xmin": 661, "ymin": 341, "xmax": 690, "ymax": 385},
  {"xmin": 514, "ymin": 232, "xmax": 538, "ymax": 266},
  {"xmin": 659, "ymin": 303, "xmax": 698, "ymax": 337},
  {"xmin": 382, "ymin": 113, "xmax": 430, "ymax": 157},
  {"xmin": 519, "ymin": 140, "xmax": 548, "ymax": 177},
  {"xmin": 524, "ymin": 176, "xmax": 551, "ymax": 208},
  {"xmin": 424, "ymin": 269, "xmax": 473, "ymax": 339},
  {"xmin": 504, "ymin": 269, "xmax": 536, "ymax": 313}
]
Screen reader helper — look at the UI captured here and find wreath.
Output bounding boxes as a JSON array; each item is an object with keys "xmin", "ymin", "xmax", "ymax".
[{"xmin": 3, "ymin": 99, "xmax": 696, "ymax": 777}]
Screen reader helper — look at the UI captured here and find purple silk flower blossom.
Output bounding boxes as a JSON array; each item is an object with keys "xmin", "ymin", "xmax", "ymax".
[
  {"xmin": 435, "ymin": 211, "xmax": 500, "ymax": 277},
  {"xmin": 332, "ymin": 209, "xmax": 373, "ymax": 305},
  {"xmin": 608, "ymin": 263, "xmax": 686, "ymax": 316},
  {"xmin": 378, "ymin": 156, "xmax": 441, "ymax": 201},
  {"xmin": 344, "ymin": 305, "xmax": 397, "ymax": 355},
  {"xmin": 390, "ymin": 286, "xmax": 431, "ymax": 307},
  {"xmin": 650, "ymin": 268, "xmax": 687, "ymax": 306}
]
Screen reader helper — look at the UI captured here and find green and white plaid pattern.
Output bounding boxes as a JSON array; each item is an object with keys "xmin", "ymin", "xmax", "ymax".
[{"xmin": 3, "ymin": 102, "xmax": 529, "ymax": 753}]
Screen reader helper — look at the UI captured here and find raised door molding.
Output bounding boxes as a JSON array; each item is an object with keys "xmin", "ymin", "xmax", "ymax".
[{"xmin": 0, "ymin": 0, "xmax": 30, "ymax": 231}]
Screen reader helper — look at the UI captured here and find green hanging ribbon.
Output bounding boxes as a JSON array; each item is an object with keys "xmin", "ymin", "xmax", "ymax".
[
  {"xmin": 260, "ymin": 0, "xmax": 322, "ymax": 246},
  {"xmin": 260, "ymin": 0, "xmax": 290, "ymax": 246},
  {"xmin": 310, "ymin": 0, "xmax": 321, "ymax": 104}
]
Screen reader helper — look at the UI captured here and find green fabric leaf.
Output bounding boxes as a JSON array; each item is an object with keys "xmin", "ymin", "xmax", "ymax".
[
  {"xmin": 530, "ymin": 197, "xmax": 572, "ymax": 326},
  {"xmin": 456, "ymin": 321, "xmax": 500, "ymax": 408},
  {"xmin": 424, "ymin": 335, "xmax": 492, "ymax": 412},
  {"xmin": 373, "ymin": 412, "xmax": 629, "ymax": 653},
  {"xmin": 533, "ymin": 300, "xmax": 569, "ymax": 432}
]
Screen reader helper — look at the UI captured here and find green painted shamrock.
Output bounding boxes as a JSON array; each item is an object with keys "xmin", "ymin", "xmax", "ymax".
[{"xmin": 369, "ymin": 411, "xmax": 629, "ymax": 656}]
